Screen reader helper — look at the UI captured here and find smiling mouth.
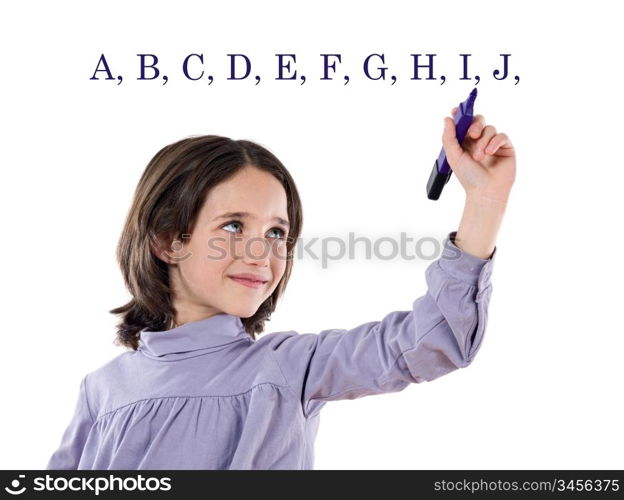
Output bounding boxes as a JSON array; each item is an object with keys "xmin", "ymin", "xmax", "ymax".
[{"xmin": 229, "ymin": 276, "xmax": 268, "ymax": 289}]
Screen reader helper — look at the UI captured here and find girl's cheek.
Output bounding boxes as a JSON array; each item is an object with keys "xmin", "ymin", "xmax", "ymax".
[
  {"xmin": 204, "ymin": 233, "xmax": 235, "ymax": 262},
  {"xmin": 268, "ymin": 239, "xmax": 286, "ymax": 260},
  {"xmin": 272, "ymin": 240, "xmax": 289, "ymax": 268}
]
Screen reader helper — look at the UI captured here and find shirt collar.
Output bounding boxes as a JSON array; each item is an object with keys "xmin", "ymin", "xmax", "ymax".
[{"xmin": 138, "ymin": 313, "xmax": 252, "ymax": 360}]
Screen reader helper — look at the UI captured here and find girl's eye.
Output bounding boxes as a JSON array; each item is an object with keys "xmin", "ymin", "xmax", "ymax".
[
  {"xmin": 268, "ymin": 227, "xmax": 286, "ymax": 240},
  {"xmin": 222, "ymin": 221, "xmax": 287, "ymax": 240},
  {"xmin": 222, "ymin": 221, "xmax": 242, "ymax": 234}
]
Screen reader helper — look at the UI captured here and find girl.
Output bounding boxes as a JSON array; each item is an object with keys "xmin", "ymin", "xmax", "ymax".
[{"xmin": 47, "ymin": 109, "xmax": 516, "ymax": 470}]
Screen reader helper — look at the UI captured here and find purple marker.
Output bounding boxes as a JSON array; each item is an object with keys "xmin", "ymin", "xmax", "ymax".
[{"xmin": 426, "ymin": 88, "xmax": 478, "ymax": 200}]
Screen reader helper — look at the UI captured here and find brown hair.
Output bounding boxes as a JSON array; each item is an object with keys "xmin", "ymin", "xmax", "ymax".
[{"xmin": 109, "ymin": 135, "xmax": 303, "ymax": 350}]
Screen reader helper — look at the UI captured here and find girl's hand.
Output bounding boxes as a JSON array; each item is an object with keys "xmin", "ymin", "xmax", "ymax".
[{"xmin": 442, "ymin": 107, "xmax": 516, "ymax": 205}]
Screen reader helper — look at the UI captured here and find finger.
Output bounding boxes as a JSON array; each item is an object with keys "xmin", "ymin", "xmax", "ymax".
[
  {"xmin": 473, "ymin": 125, "xmax": 497, "ymax": 160},
  {"xmin": 467, "ymin": 114, "xmax": 486, "ymax": 140},
  {"xmin": 451, "ymin": 106, "xmax": 458, "ymax": 115},
  {"xmin": 485, "ymin": 133, "xmax": 512, "ymax": 155},
  {"xmin": 441, "ymin": 117, "xmax": 464, "ymax": 167}
]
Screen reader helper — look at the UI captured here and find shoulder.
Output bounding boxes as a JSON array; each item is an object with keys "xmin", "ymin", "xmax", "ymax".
[
  {"xmin": 84, "ymin": 350, "xmax": 138, "ymax": 393},
  {"xmin": 254, "ymin": 328, "xmax": 319, "ymax": 352}
]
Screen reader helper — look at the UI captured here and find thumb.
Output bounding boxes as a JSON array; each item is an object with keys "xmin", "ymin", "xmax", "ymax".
[{"xmin": 441, "ymin": 117, "xmax": 465, "ymax": 169}]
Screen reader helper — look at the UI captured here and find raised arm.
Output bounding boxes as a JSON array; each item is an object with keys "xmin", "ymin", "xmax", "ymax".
[{"xmin": 268, "ymin": 231, "xmax": 496, "ymax": 419}]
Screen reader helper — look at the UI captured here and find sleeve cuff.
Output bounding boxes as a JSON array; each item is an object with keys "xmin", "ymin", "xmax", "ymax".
[{"xmin": 438, "ymin": 230, "xmax": 496, "ymax": 287}]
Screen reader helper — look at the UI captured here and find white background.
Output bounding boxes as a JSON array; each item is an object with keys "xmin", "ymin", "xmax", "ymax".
[{"xmin": 1, "ymin": 0, "xmax": 622, "ymax": 469}]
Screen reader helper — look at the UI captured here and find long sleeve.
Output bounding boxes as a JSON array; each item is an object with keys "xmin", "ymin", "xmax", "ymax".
[
  {"xmin": 47, "ymin": 375, "xmax": 95, "ymax": 469},
  {"xmin": 270, "ymin": 230, "xmax": 496, "ymax": 419}
]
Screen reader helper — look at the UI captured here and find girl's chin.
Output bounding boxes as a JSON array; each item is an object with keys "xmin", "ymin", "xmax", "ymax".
[{"xmin": 226, "ymin": 302, "xmax": 264, "ymax": 319}]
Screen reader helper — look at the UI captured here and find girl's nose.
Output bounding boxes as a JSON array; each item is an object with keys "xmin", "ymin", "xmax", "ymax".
[{"xmin": 240, "ymin": 236, "xmax": 271, "ymax": 266}]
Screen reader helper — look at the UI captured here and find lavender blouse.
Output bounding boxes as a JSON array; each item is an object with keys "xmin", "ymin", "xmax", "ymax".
[{"xmin": 47, "ymin": 230, "xmax": 496, "ymax": 470}]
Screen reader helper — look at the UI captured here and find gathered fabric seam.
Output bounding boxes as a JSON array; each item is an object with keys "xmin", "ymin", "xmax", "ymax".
[{"xmin": 94, "ymin": 381, "xmax": 290, "ymax": 423}]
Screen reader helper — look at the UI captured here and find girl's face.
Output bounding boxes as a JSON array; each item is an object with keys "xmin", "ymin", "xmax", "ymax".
[{"xmin": 166, "ymin": 166, "xmax": 290, "ymax": 326}]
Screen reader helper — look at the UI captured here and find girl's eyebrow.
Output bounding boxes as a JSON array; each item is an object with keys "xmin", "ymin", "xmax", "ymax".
[{"xmin": 212, "ymin": 211, "xmax": 290, "ymax": 228}]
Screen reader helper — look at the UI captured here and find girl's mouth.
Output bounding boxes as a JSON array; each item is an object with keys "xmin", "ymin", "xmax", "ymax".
[{"xmin": 229, "ymin": 276, "xmax": 267, "ymax": 289}]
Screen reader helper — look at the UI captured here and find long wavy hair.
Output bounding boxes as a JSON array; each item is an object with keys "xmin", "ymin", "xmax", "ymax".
[{"xmin": 109, "ymin": 135, "xmax": 303, "ymax": 350}]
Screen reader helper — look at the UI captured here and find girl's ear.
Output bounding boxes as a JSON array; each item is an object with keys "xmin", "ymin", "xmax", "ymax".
[{"xmin": 150, "ymin": 231, "xmax": 176, "ymax": 264}]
